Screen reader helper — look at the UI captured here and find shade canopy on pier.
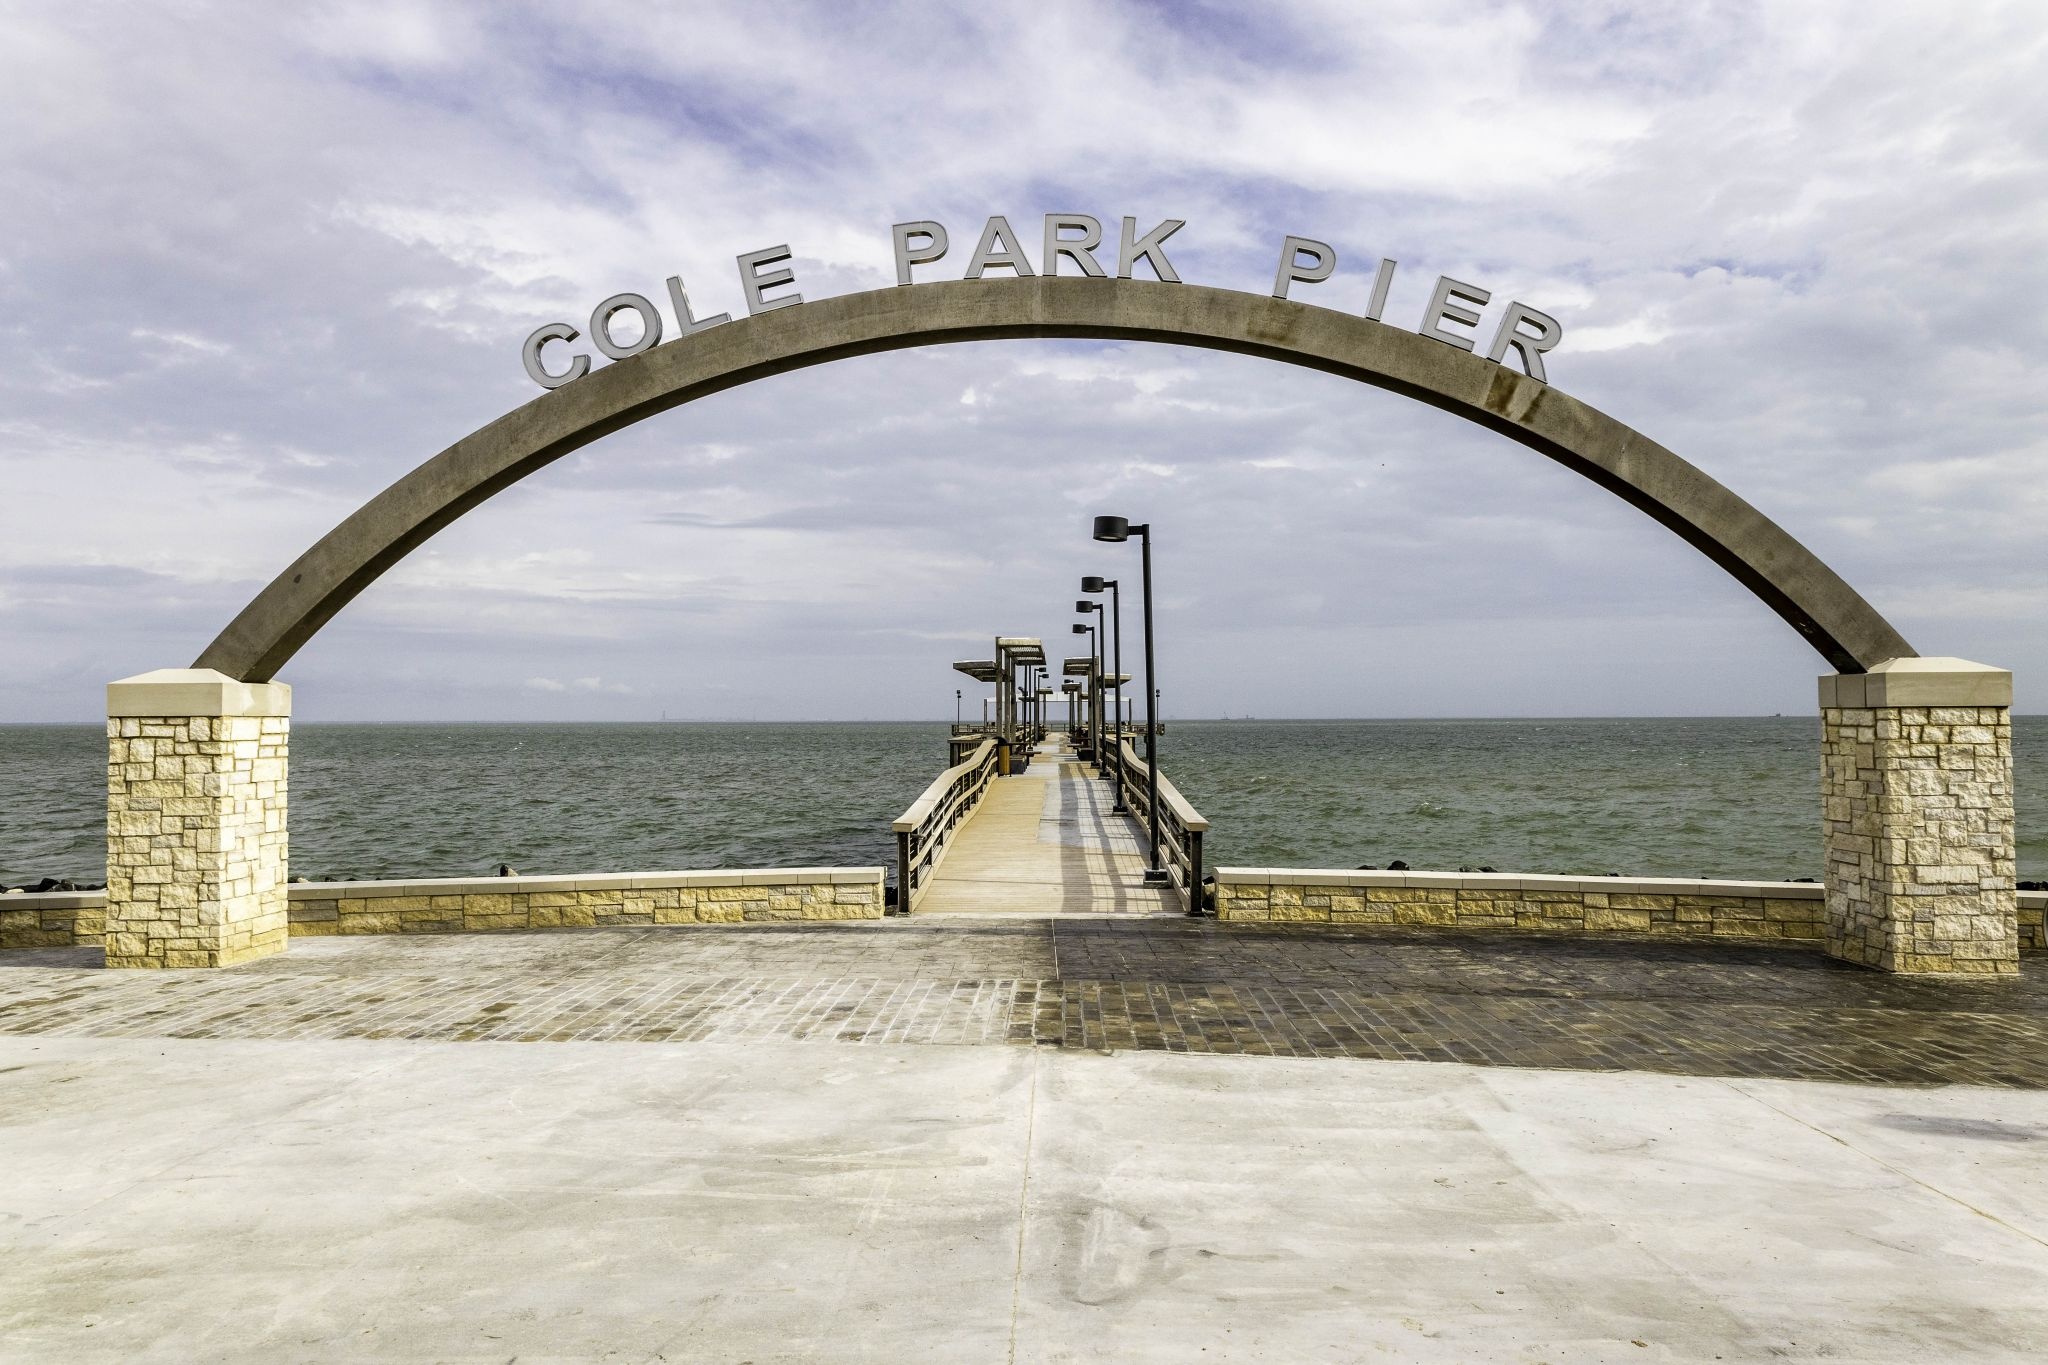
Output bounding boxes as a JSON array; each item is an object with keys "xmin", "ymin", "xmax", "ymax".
[
  {"xmin": 1062, "ymin": 657, "xmax": 1095, "ymax": 678},
  {"xmin": 952, "ymin": 660, "xmax": 1001, "ymax": 683},
  {"xmin": 996, "ymin": 637, "xmax": 1045, "ymax": 666}
]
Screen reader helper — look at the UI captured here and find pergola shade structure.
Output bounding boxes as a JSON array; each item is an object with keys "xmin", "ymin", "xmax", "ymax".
[{"xmin": 996, "ymin": 638, "xmax": 1045, "ymax": 667}]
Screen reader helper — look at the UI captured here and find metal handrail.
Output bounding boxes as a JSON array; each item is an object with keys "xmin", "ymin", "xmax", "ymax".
[
  {"xmin": 1117, "ymin": 738, "xmax": 1210, "ymax": 913},
  {"xmin": 891, "ymin": 739, "xmax": 999, "ymax": 913}
]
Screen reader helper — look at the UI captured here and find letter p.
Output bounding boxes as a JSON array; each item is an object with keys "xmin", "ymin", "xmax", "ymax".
[
  {"xmin": 1272, "ymin": 236, "xmax": 1336, "ymax": 300},
  {"xmin": 893, "ymin": 221, "xmax": 949, "ymax": 287}
]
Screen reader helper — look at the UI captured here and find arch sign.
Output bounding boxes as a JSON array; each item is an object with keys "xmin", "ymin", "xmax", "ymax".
[
  {"xmin": 522, "ymin": 213, "xmax": 1565, "ymax": 391},
  {"xmin": 195, "ymin": 213, "xmax": 1916, "ymax": 684}
]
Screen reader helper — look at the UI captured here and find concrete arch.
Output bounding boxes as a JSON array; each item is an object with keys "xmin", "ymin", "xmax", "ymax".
[{"xmin": 195, "ymin": 277, "xmax": 1914, "ymax": 681}]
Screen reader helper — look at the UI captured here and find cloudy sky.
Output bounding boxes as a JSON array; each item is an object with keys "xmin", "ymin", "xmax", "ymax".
[{"xmin": 3, "ymin": 0, "xmax": 2044, "ymax": 722}]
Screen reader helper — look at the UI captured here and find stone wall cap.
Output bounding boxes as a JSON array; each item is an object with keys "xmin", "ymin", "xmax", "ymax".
[
  {"xmin": 1823, "ymin": 657, "xmax": 2012, "ymax": 709},
  {"xmin": 0, "ymin": 890, "xmax": 106, "ymax": 910},
  {"xmin": 1210, "ymin": 868, "xmax": 1828, "ymax": 898},
  {"xmin": 286, "ymin": 867, "xmax": 884, "ymax": 898},
  {"xmin": 108, "ymin": 668, "xmax": 292, "ymax": 718},
  {"xmin": 1867, "ymin": 656, "xmax": 2007, "ymax": 675}
]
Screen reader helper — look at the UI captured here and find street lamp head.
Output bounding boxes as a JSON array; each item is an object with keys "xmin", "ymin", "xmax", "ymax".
[
  {"xmin": 1075, "ymin": 599, "xmax": 1094, "ymax": 613},
  {"xmin": 1080, "ymin": 575, "xmax": 1106, "ymax": 593},
  {"xmin": 1071, "ymin": 623, "xmax": 1088, "ymax": 635},
  {"xmin": 1092, "ymin": 515, "xmax": 1130, "ymax": 543}
]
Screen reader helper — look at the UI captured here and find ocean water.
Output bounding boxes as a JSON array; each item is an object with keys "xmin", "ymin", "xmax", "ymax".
[{"xmin": 3, "ymin": 717, "xmax": 2043, "ymax": 886}]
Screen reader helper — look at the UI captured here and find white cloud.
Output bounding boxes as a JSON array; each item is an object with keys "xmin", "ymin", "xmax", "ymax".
[
  {"xmin": 1566, "ymin": 318, "xmax": 1673, "ymax": 354},
  {"xmin": 525, "ymin": 676, "xmax": 632, "ymax": 695}
]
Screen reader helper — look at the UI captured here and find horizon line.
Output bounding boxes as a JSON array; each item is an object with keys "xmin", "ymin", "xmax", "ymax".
[{"xmin": 8, "ymin": 713, "xmax": 2043, "ymax": 726}]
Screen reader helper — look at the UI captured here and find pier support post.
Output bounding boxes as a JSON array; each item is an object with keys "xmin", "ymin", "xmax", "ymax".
[
  {"xmin": 1819, "ymin": 658, "xmax": 2016, "ymax": 975},
  {"xmin": 104, "ymin": 669, "xmax": 291, "ymax": 969}
]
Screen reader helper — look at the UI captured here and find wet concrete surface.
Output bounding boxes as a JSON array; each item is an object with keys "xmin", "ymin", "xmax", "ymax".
[{"xmin": 2, "ymin": 1035, "xmax": 2045, "ymax": 1362}]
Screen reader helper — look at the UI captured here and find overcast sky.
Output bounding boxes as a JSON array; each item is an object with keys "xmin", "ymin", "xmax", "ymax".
[{"xmin": 3, "ymin": 1, "xmax": 2044, "ymax": 722}]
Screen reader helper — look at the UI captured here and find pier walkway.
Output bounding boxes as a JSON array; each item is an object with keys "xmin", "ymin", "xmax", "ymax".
[{"xmin": 913, "ymin": 736, "xmax": 1177, "ymax": 917}]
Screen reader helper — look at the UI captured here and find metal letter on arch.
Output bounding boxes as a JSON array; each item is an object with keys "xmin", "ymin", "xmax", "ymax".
[{"xmin": 195, "ymin": 278, "xmax": 1915, "ymax": 681}]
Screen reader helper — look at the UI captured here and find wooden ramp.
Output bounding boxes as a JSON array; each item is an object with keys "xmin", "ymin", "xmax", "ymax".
[{"xmin": 913, "ymin": 737, "xmax": 1179, "ymax": 916}]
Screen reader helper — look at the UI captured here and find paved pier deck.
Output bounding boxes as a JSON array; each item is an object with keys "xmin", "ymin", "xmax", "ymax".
[
  {"xmin": 7, "ymin": 920, "xmax": 2046, "ymax": 1084},
  {"xmin": 914, "ymin": 736, "xmax": 1177, "ymax": 916}
]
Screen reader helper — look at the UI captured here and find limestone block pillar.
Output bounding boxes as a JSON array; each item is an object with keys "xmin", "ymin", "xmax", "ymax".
[
  {"xmin": 105, "ymin": 669, "xmax": 291, "ymax": 968},
  {"xmin": 1820, "ymin": 658, "xmax": 2015, "ymax": 975}
]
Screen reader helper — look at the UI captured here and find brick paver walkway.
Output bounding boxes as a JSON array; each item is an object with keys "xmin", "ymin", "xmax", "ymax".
[{"xmin": 4, "ymin": 919, "xmax": 2045, "ymax": 1087}]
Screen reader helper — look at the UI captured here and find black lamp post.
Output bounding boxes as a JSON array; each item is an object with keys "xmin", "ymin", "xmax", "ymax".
[
  {"xmin": 1075, "ymin": 597, "xmax": 1108, "ymax": 785},
  {"xmin": 1092, "ymin": 515, "xmax": 1165, "ymax": 882},
  {"xmin": 1081, "ymin": 574, "xmax": 1124, "ymax": 811},
  {"xmin": 1070, "ymin": 621, "xmax": 1099, "ymax": 762}
]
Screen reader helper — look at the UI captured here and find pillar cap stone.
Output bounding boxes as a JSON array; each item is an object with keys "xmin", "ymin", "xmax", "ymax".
[
  {"xmin": 1820, "ymin": 657, "xmax": 2011, "ymax": 709},
  {"xmin": 107, "ymin": 668, "xmax": 291, "ymax": 718}
]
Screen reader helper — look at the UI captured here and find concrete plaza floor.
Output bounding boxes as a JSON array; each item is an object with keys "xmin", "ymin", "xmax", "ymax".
[{"xmin": 4, "ymin": 924, "xmax": 2047, "ymax": 1362}]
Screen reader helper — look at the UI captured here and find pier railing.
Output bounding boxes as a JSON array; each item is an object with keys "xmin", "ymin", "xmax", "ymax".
[
  {"xmin": 1115, "ymin": 738, "xmax": 1210, "ymax": 914},
  {"xmin": 891, "ymin": 738, "xmax": 999, "ymax": 913}
]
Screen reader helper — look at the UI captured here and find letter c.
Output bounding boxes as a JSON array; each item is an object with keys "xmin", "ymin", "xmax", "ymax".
[{"xmin": 522, "ymin": 323, "xmax": 589, "ymax": 390}]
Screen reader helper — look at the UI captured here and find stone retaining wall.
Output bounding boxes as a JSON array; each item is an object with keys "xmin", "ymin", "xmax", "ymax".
[
  {"xmin": 0, "ymin": 892, "xmax": 106, "ymax": 950},
  {"xmin": 288, "ymin": 869, "xmax": 885, "ymax": 934},
  {"xmin": 4, "ymin": 870, "xmax": 2039, "ymax": 953},
  {"xmin": 1214, "ymin": 868, "xmax": 2048, "ymax": 952},
  {"xmin": 3, "ymin": 868, "xmax": 885, "ymax": 950}
]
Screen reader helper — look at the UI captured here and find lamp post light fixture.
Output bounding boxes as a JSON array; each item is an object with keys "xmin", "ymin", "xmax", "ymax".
[
  {"xmin": 1081, "ymin": 574, "xmax": 1125, "ymax": 811},
  {"xmin": 1092, "ymin": 515, "xmax": 1167, "ymax": 884}
]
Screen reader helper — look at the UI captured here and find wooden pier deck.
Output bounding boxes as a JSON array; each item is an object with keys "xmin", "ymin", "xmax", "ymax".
[{"xmin": 913, "ymin": 736, "xmax": 1178, "ymax": 916}]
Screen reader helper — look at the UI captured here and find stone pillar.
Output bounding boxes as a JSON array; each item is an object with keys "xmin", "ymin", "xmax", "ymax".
[
  {"xmin": 105, "ymin": 669, "xmax": 291, "ymax": 969},
  {"xmin": 1820, "ymin": 657, "xmax": 2015, "ymax": 975}
]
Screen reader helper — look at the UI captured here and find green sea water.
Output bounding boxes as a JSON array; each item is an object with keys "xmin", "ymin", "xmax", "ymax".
[{"xmin": 3, "ymin": 718, "xmax": 2043, "ymax": 885}]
